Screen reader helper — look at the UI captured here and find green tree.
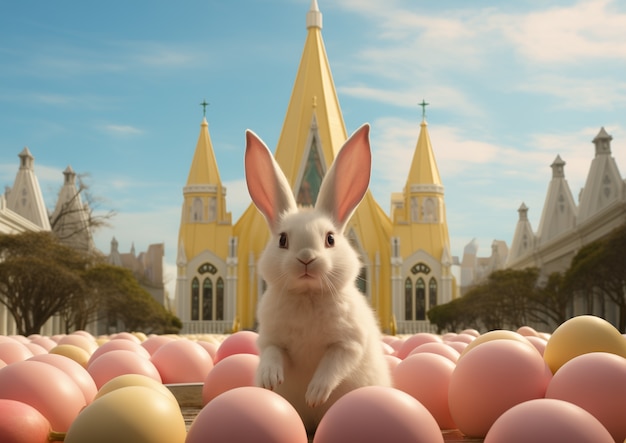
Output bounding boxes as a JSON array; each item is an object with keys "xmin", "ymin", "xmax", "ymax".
[{"xmin": 0, "ymin": 232, "xmax": 89, "ymax": 335}]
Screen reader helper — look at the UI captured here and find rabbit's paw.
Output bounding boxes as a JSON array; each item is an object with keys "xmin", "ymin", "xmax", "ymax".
[
  {"xmin": 257, "ymin": 360, "xmax": 284, "ymax": 391},
  {"xmin": 305, "ymin": 380, "xmax": 332, "ymax": 408}
]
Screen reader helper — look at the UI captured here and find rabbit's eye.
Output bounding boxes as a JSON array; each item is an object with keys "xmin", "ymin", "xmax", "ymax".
[
  {"xmin": 279, "ymin": 232, "xmax": 289, "ymax": 249},
  {"xmin": 325, "ymin": 232, "xmax": 335, "ymax": 248}
]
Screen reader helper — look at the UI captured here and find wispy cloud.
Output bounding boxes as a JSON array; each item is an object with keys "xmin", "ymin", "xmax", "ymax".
[{"xmin": 101, "ymin": 124, "xmax": 143, "ymax": 136}]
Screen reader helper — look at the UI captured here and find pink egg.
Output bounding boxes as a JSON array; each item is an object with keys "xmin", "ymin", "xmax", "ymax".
[
  {"xmin": 110, "ymin": 332, "xmax": 141, "ymax": 343},
  {"xmin": 526, "ymin": 335, "xmax": 548, "ymax": 356},
  {"xmin": 385, "ymin": 354, "xmax": 402, "ymax": 373},
  {"xmin": 88, "ymin": 349, "xmax": 161, "ymax": 389},
  {"xmin": 396, "ymin": 333, "xmax": 442, "ymax": 360},
  {"xmin": 71, "ymin": 330, "xmax": 95, "ymax": 340},
  {"xmin": 187, "ymin": 387, "xmax": 307, "ymax": 443},
  {"xmin": 393, "ymin": 353, "xmax": 456, "ymax": 430},
  {"xmin": 517, "ymin": 325, "xmax": 538, "ymax": 337},
  {"xmin": 29, "ymin": 336, "xmax": 57, "ymax": 351},
  {"xmin": 213, "ymin": 331, "xmax": 259, "ymax": 364},
  {"xmin": 24, "ymin": 342, "xmax": 48, "ymax": 356},
  {"xmin": 445, "ymin": 333, "xmax": 475, "ymax": 345},
  {"xmin": 459, "ymin": 330, "xmax": 533, "ymax": 359},
  {"xmin": 0, "ymin": 360, "xmax": 86, "ymax": 433},
  {"xmin": 151, "ymin": 339, "xmax": 213, "ymax": 383},
  {"xmin": 202, "ymin": 353, "xmax": 259, "ymax": 405},
  {"xmin": 57, "ymin": 334, "xmax": 97, "ymax": 355},
  {"xmin": 29, "ymin": 353, "xmax": 98, "ymax": 404},
  {"xmin": 448, "ymin": 339, "xmax": 551, "ymax": 437},
  {"xmin": 408, "ymin": 342, "xmax": 460, "ymax": 363},
  {"xmin": 8, "ymin": 335, "xmax": 29, "ymax": 344},
  {"xmin": 314, "ymin": 386, "xmax": 443, "ymax": 443},
  {"xmin": 460, "ymin": 329, "xmax": 480, "ymax": 337},
  {"xmin": 196, "ymin": 340, "xmax": 218, "ymax": 360},
  {"xmin": 484, "ymin": 398, "xmax": 614, "ymax": 443},
  {"xmin": 0, "ymin": 341, "xmax": 33, "ymax": 364},
  {"xmin": 140, "ymin": 335, "xmax": 176, "ymax": 356},
  {"xmin": 445, "ymin": 340, "xmax": 468, "ymax": 354},
  {"xmin": 546, "ymin": 352, "xmax": 626, "ymax": 442},
  {"xmin": 88, "ymin": 339, "xmax": 151, "ymax": 366},
  {"xmin": 0, "ymin": 399, "xmax": 51, "ymax": 443}
]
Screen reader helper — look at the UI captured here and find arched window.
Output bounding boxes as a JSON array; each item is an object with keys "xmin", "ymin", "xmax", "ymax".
[
  {"xmin": 404, "ymin": 278, "xmax": 413, "ymax": 320},
  {"xmin": 191, "ymin": 197, "xmax": 203, "ymax": 222},
  {"xmin": 356, "ymin": 267, "xmax": 367, "ymax": 295},
  {"xmin": 191, "ymin": 278, "xmax": 199, "ymax": 321},
  {"xmin": 416, "ymin": 278, "xmax": 426, "ymax": 320},
  {"xmin": 429, "ymin": 277, "xmax": 437, "ymax": 311},
  {"xmin": 216, "ymin": 277, "xmax": 224, "ymax": 321},
  {"xmin": 202, "ymin": 278, "xmax": 213, "ymax": 320}
]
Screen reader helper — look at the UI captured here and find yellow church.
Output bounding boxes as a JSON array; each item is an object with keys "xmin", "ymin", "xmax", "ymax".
[{"xmin": 174, "ymin": 1, "xmax": 457, "ymax": 335}]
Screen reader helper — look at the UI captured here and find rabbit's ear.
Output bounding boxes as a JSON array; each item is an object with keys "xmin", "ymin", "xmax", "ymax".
[
  {"xmin": 316, "ymin": 124, "xmax": 371, "ymax": 230},
  {"xmin": 245, "ymin": 130, "xmax": 297, "ymax": 233}
]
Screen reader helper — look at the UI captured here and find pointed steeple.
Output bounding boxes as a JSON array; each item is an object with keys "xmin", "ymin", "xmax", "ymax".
[
  {"xmin": 406, "ymin": 120, "xmax": 442, "ymax": 186},
  {"xmin": 536, "ymin": 155, "xmax": 577, "ymax": 246},
  {"xmin": 578, "ymin": 126, "xmax": 623, "ymax": 222},
  {"xmin": 50, "ymin": 165, "xmax": 93, "ymax": 252},
  {"xmin": 186, "ymin": 117, "xmax": 222, "ymax": 187},
  {"xmin": 507, "ymin": 203, "xmax": 536, "ymax": 266},
  {"xmin": 5, "ymin": 147, "xmax": 51, "ymax": 230}
]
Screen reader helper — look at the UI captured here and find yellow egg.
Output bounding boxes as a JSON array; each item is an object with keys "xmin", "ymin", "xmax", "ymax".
[
  {"xmin": 65, "ymin": 385, "xmax": 186, "ymax": 443},
  {"xmin": 544, "ymin": 315, "xmax": 626, "ymax": 374},
  {"xmin": 49, "ymin": 344, "xmax": 91, "ymax": 368},
  {"xmin": 95, "ymin": 374, "xmax": 179, "ymax": 408}
]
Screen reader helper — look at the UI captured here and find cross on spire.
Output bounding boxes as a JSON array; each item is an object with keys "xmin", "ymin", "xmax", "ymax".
[
  {"xmin": 418, "ymin": 99, "xmax": 429, "ymax": 120},
  {"xmin": 200, "ymin": 99, "xmax": 209, "ymax": 117}
]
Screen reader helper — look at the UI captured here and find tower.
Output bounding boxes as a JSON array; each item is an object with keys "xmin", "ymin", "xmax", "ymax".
[
  {"xmin": 391, "ymin": 111, "xmax": 455, "ymax": 333},
  {"xmin": 175, "ymin": 116, "xmax": 234, "ymax": 333}
]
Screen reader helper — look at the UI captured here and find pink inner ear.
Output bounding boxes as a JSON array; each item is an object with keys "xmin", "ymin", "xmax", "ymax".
[{"xmin": 245, "ymin": 130, "xmax": 279, "ymax": 227}]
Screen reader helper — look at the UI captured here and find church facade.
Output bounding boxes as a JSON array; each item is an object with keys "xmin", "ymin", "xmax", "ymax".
[{"xmin": 174, "ymin": 2, "xmax": 457, "ymax": 335}]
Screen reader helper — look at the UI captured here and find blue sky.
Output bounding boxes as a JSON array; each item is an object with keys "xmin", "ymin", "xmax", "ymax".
[{"xmin": 1, "ymin": 0, "xmax": 625, "ymax": 294}]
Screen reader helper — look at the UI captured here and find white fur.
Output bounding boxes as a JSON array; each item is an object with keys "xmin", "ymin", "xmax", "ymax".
[{"xmin": 245, "ymin": 124, "xmax": 391, "ymax": 434}]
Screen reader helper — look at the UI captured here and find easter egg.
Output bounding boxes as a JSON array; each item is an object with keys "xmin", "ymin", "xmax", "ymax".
[
  {"xmin": 0, "ymin": 399, "xmax": 50, "ymax": 443},
  {"xmin": 459, "ymin": 330, "xmax": 533, "ymax": 359},
  {"xmin": 88, "ymin": 349, "xmax": 161, "ymax": 389},
  {"xmin": 28, "ymin": 353, "xmax": 98, "ymax": 403},
  {"xmin": 65, "ymin": 386, "xmax": 186, "ymax": 443},
  {"xmin": 202, "ymin": 353, "xmax": 259, "ymax": 405},
  {"xmin": 49, "ymin": 344, "xmax": 91, "ymax": 368},
  {"xmin": 187, "ymin": 387, "xmax": 307, "ymax": 443},
  {"xmin": 151, "ymin": 339, "xmax": 213, "ymax": 383},
  {"xmin": 396, "ymin": 333, "xmax": 442, "ymax": 360},
  {"xmin": 95, "ymin": 373, "xmax": 178, "ymax": 407},
  {"xmin": 87, "ymin": 338, "xmax": 151, "ymax": 366},
  {"xmin": 57, "ymin": 334, "xmax": 97, "ymax": 354},
  {"xmin": 448, "ymin": 339, "xmax": 551, "ymax": 437},
  {"xmin": 408, "ymin": 341, "xmax": 460, "ymax": 362},
  {"xmin": 546, "ymin": 352, "xmax": 626, "ymax": 442},
  {"xmin": 543, "ymin": 315, "xmax": 626, "ymax": 373},
  {"xmin": 484, "ymin": 398, "xmax": 613, "ymax": 443},
  {"xmin": 393, "ymin": 353, "xmax": 456, "ymax": 429},
  {"xmin": 0, "ymin": 360, "xmax": 86, "ymax": 433},
  {"xmin": 140, "ymin": 335, "xmax": 176, "ymax": 355},
  {"xmin": 213, "ymin": 330, "xmax": 259, "ymax": 364},
  {"xmin": 313, "ymin": 386, "xmax": 443, "ymax": 443},
  {"xmin": 0, "ymin": 341, "xmax": 33, "ymax": 364}
]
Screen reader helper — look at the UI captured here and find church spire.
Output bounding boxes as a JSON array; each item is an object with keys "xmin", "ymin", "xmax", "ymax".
[
  {"xmin": 185, "ymin": 116, "xmax": 222, "ymax": 187},
  {"xmin": 306, "ymin": 0, "xmax": 322, "ymax": 29},
  {"xmin": 406, "ymin": 104, "xmax": 442, "ymax": 187}
]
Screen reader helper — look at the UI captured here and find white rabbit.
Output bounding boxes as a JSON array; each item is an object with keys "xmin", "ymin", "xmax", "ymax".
[{"xmin": 244, "ymin": 124, "xmax": 391, "ymax": 434}]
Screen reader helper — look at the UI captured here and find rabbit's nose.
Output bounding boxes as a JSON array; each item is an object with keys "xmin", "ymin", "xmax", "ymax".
[{"xmin": 297, "ymin": 250, "xmax": 316, "ymax": 265}]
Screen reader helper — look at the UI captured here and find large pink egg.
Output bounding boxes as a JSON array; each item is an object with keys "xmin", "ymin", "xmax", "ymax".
[
  {"xmin": 393, "ymin": 353, "xmax": 456, "ymax": 430},
  {"xmin": 396, "ymin": 333, "xmax": 442, "ymax": 360},
  {"xmin": 88, "ymin": 349, "xmax": 161, "ymax": 389},
  {"xmin": 151, "ymin": 339, "xmax": 213, "ymax": 384},
  {"xmin": 484, "ymin": 398, "xmax": 613, "ymax": 443},
  {"xmin": 408, "ymin": 342, "xmax": 460, "ymax": 363},
  {"xmin": 202, "ymin": 353, "xmax": 259, "ymax": 405},
  {"xmin": 88, "ymin": 338, "xmax": 151, "ymax": 366},
  {"xmin": 29, "ymin": 353, "xmax": 98, "ymax": 404},
  {"xmin": 448, "ymin": 339, "xmax": 551, "ymax": 437},
  {"xmin": 0, "ymin": 399, "xmax": 51, "ymax": 443},
  {"xmin": 140, "ymin": 335, "xmax": 176, "ymax": 356},
  {"xmin": 213, "ymin": 331, "xmax": 259, "ymax": 364},
  {"xmin": 0, "ymin": 341, "xmax": 34, "ymax": 364},
  {"xmin": 0, "ymin": 360, "xmax": 86, "ymax": 433},
  {"xmin": 459, "ymin": 330, "xmax": 533, "ymax": 359},
  {"xmin": 187, "ymin": 387, "xmax": 307, "ymax": 443},
  {"xmin": 546, "ymin": 352, "xmax": 626, "ymax": 442},
  {"xmin": 543, "ymin": 315, "xmax": 626, "ymax": 374},
  {"xmin": 314, "ymin": 386, "xmax": 443, "ymax": 443},
  {"xmin": 65, "ymin": 386, "xmax": 186, "ymax": 443}
]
